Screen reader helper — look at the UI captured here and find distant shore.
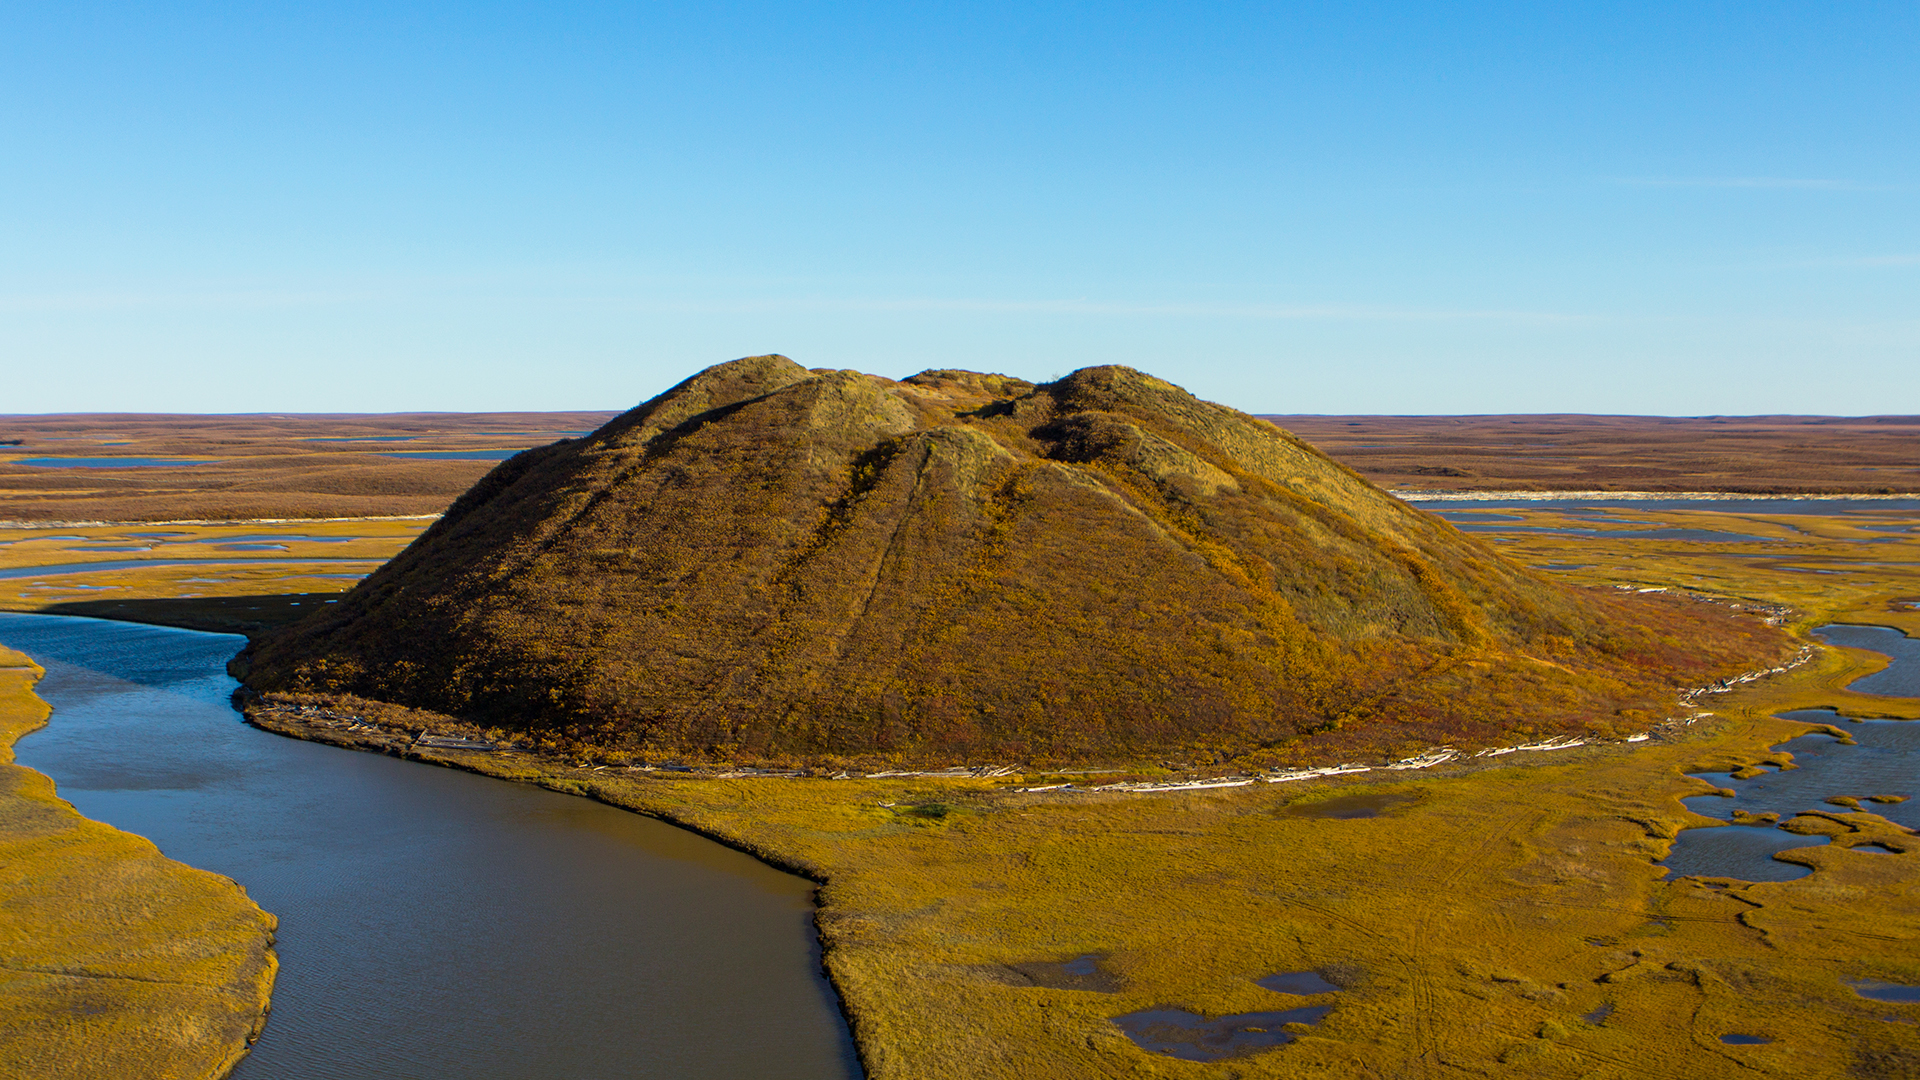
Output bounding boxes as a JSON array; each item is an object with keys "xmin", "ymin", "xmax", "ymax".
[
  {"xmin": 1396, "ymin": 489, "xmax": 1920, "ymax": 502},
  {"xmin": 0, "ymin": 514, "xmax": 442, "ymax": 529}
]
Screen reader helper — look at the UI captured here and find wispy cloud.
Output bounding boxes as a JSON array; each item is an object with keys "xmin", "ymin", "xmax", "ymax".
[
  {"xmin": 1605, "ymin": 176, "xmax": 1887, "ymax": 191},
  {"xmin": 734, "ymin": 296, "xmax": 1590, "ymax": 324},
  {"xmin": 1766, "ymin": 253, "xmax": 1920, "ymax": 270},
  {"xmin": 1828, "ymin": 253, "xmax": 1920, "ymax": 267},
  {"xmin": 0, "ymin": 287, "xmax": 1588, "ymax": 325},
  {"xmin": 0, "ymin": 288, "xmax": 388, "ymax": 313}
]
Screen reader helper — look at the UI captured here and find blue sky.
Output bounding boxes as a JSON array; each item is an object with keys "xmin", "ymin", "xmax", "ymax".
[{"xmin": 3, "ymin": 2, "xmax": 1915, "ymax": 415}]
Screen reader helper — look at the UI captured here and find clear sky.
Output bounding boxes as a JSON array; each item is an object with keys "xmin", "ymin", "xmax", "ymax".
[{"xmin": 3, "ymin": 2, "xmax": 1915, "ymax": 415}]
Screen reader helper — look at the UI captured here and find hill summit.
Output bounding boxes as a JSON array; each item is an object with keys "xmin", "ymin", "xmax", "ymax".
[{"xmin": 237, "ymin": 356, "xmax": 1782, "ymax": 765}]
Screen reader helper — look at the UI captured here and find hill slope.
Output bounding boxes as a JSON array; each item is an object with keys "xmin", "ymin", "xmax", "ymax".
[{"xmin": 236, "ymin": 357, "xmax": 1786, "ymax": 765}]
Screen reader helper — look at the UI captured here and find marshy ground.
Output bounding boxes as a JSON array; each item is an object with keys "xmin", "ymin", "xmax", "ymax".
[
  {"xmin": 237, "ymin": 495, "xmax": 1918, "ymax": 1078},
  {"xmin": 0, "ymin": 411, "xmax": 613, "ymax": 522},
  {"xmin": 1273, "ymin": 413, "xmax": 1920, "ymax": 495},
  {"xmin": 0, "ymin": 413, "xmax": 1914, "ymax": 1077},
  {"xmin": 0, "ymin": 517, "xmax": 430, "ymax": 634}
]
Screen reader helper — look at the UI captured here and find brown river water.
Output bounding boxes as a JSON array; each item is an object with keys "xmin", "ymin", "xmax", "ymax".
[{"xmin": 0, "ymin": 613, "xmax": 861, "ymax": 1079}]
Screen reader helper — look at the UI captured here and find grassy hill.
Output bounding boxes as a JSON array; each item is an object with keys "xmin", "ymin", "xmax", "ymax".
[{"xmin": 234, "ymin": 356, "xmax": 1789, "ymax": 766}]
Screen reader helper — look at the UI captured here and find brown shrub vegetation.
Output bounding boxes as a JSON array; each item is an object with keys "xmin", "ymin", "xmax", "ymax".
[{"xmin": 235, "ymin": 357, "xmax": 1790, "ymax": 765}]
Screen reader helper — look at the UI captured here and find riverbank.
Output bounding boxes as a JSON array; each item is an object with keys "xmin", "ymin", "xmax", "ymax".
[
  {"xmin": 239, "ymin": 626, "xmax": 1918, "ymax": 1078},
  {"xmin": 2, "ymin": 615, "xmax": 856, "ymax": 1079},
  {"xmin": 5, "ymin": 498, "xmax": 1916, "ymax": 1076},
  {"xmin": 218, "ymin": 496, "xmax": 1918, "ymax": 1076},
  {"xmin": 0, "ymin": 644, "xmax": 276, "ymax": 1080}
]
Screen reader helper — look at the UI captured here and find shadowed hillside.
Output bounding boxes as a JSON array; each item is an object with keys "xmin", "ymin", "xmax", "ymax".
[{"xmin": 235, "ymin": 357, "xmax": 1788, "ymax": 765}]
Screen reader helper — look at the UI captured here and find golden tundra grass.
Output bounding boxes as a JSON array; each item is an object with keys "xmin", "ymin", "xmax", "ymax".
[
  {"xmin": 275, "ymin": 639, "xmax": 1915, "ymax": 1079},
  {"xmin": 0, "ymin": 646, "xmax": 276, "ymax": 1079},
  {"xmin": 0, "ymin": 519, "xmax": 429, "ymax": 632},
  {"xmin": 7, "ymin": 504, "xmax": 1919, "ymax": 1077},
  {"xmin": 254, "ymin": 503, "xmax": 1920, "ymax": 1079}
]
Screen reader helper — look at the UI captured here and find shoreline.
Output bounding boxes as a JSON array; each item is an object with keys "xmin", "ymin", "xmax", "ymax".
[
  {"xmin": 0, "ymin": 644, "xmax": 277, "ymax": 1080},
  {"xmin": 4, "ymin": 494, "xmax": 1914, "ymax": 527},
  {"xmin": 12, "ymin": 609, "xmax": 1915, "ymax": 1078},
  {"xmin": 234, "ymin": 630, "xmax": 1858, "ymax": 797},
  {"xmin": 228, "ymin": 631, "xmax": 1919, "ymax": 1080},
  {"xmin": 0, "ymin": 514, "xmax": 442, "ymax": 529},
  {"xmin": 1, "ymin": 493, "xmax": 1911, "ymax": 530},
  {"xmin": 1394, "ymin": 489, "xmax": 1920, "ymax": 502}
]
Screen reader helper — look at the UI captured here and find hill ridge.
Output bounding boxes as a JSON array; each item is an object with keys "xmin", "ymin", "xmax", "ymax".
[{"xmin": 235, "ymin": 356, "xmax": 1785, "ymax": 765}]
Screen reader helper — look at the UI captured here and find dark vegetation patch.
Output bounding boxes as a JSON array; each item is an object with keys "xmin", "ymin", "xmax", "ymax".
[
  {"xmin": 1255, "ymin": 969, "xmax": 1342, "ymax": 994},
  {"xmin": 39, "ymin": 594, "xmax": 323, "ymax": 635},
  {"xmin": 1112, "ymin": 1004, "xmax": 1332, "ymax": 1061},
  {"xmin": 1855, "ymin": 1047, "xmax": 1920, "ymax": 1080},
  {"xmin": 1004, "ymin": 953, "xmax": 1121, "ymax": 993},
  {"xmin": 1280, "ymin": 789, "xmax": 1421, "ymax": 820}
]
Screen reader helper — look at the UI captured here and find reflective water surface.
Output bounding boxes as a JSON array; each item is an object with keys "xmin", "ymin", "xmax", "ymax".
[
  {"xmin": 1661, "ymin": 624, "xmax": 1918, "ymax": 882},
  {"xmin": 0, "ymin": 613, "xmax": 860, "ymax": 1080},
  {"xmin": 10, "ymin": 456, "xmax": 223, "ymax": 467},
  {"xmin": 0, "ymin": 558, "xmax": 382, "ymax": 580},
  {"xmin": 1813, "ymin": 624, "xmax": 1920, "ymax": 698}
]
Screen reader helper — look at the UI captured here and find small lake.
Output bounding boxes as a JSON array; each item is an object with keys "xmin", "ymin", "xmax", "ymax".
[
  {"xmin": 1813, "ymin": 624, "xmax": 1920, "ymax": 698},
  {"xmin": 6, "ymin": 456, "xmax": 224, "ymax": 468},
  {"xmin": 0, "ymin": 614, "xmax": 860, "ymax": 1080},
  {"xmin": 0, "ymin": 558, "xmax": 385, "ymax": 580},
  {"xmin": 167, "ymin": 534, "xmax": 369, "ymax": 544},
  {"xmin": 1429, "ymin": 511, "xmax": 1525, "ymax": 522},
  {"xmin": 1662, "ymin": 624, "xmax": 1918, "ymax": 882}
]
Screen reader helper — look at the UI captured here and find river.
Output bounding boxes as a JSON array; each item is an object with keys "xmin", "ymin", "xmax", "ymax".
[{"xmin": 0, "ymin": 613, "xmax": 861, "ymax": 1080}]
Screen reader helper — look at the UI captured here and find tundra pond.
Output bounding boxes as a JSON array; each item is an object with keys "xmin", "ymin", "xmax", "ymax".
[{"xmin": 1661, "ymin": 625, "xmax": 1919, "ymax": 882}]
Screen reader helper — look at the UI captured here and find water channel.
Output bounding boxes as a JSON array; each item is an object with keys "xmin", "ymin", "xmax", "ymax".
[
  {"xmin": 1661, "ymin": 624, "xmax": 1918, "ymax": 883},
  {"xmin": 0, "ymin": 613, "xmax": 861, "ymax": 1080}
]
